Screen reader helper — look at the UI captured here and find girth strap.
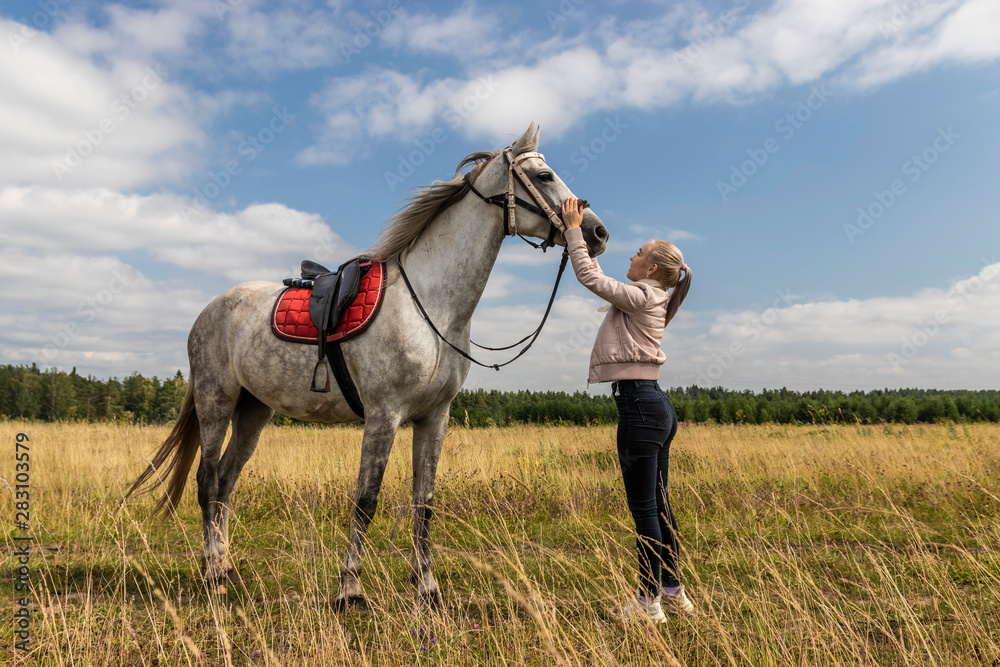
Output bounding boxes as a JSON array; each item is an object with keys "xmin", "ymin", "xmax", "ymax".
[
  {"xmin": 330, "ymin": 341, "xmax": 364, "ymax": 418},
  {"xmin": 306, "ymin": 258, "xmax": 366, "ymax": 419}
]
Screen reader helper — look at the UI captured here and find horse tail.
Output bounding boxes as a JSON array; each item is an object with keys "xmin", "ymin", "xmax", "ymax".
[{"xmin": 123, "ymin": 377, "xmax": 201, "ymax": 516}]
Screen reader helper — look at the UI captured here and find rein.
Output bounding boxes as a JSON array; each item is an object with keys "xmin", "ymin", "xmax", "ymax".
[
  {"xmin": 398, "ymin": 147, "xmax": 583, "ymax": 370},
  {"xmin": 397, "ymin": 249, "xmax": 569, "ymax": 371}
]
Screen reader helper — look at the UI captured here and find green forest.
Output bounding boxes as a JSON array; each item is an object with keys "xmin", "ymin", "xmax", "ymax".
[{"xmin": 3, "ymin": 363, "xmax": 999, "ymax": 427}]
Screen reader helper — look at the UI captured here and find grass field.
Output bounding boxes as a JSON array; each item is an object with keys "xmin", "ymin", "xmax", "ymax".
[{"xmin": 2, "ymin": 420, "xmax": 999, "ymax": 666}]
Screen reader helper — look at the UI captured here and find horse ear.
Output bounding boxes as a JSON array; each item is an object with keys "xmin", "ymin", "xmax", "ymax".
[
  {"xmin": 533, "ymin": 125, "xmax": 540, "ymax": 147},
  {"xmin": 512, "ymin": 121, "xmax": 536, "ymax": 153}
]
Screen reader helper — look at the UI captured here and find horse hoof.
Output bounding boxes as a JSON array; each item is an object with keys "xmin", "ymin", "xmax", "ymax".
[
  {"xmin": 203, "ymin": 569, "xmax": 240, "ymax": 595},
  {"xmin": 332, "ymin": 595, "xmax": 368, "ymax": 612},
  {"xmin": 204, "ymin": 580, "xmax": 228, "ymax": 595},
  {"xmin": 417, "ymin": 589, "xmax": 443, "ymax": 609}
]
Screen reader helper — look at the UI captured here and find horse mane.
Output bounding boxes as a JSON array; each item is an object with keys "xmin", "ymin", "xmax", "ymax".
[{"xmin": 368, "ymin": 129, "xmax": 539, "ymax": 263}]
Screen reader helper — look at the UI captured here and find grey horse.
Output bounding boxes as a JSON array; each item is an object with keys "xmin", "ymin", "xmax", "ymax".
[{"xmin": 126, "ymin": 123, "xmax": 608, "ymax": 607}]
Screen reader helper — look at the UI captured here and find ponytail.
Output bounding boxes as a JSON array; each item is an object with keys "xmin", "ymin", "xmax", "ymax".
[
  {"xmin": 664, "ymin": 266, "xmax": 690, "ymax": 326},
  {"xmin": 645, "ymin": 240, "xmax": 691, "ymax": 327}
]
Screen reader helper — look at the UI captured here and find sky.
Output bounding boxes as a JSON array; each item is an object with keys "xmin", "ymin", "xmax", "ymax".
[{"xmin": 1, "ymin": 0, "xmax": 998, "ymax": 394}]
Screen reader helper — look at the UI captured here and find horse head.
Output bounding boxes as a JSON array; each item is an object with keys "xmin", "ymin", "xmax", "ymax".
[{"xmin": 474, "ymin": 122, "xmax": 610, "ymax": 257}]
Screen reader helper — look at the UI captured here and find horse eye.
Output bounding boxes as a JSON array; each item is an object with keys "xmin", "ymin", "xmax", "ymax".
[{"xmin": 538, "ymin": 172, "xmax": 553, "ymax": 182}]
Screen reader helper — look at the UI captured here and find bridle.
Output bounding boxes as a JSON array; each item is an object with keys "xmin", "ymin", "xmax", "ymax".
[
  {"xmin": 396, "ymin": 145, "xmax": 592, "ymax": 371},
  {"xmin": 465, "ymin": 146, "xmax": 588, "ymax": 252}
]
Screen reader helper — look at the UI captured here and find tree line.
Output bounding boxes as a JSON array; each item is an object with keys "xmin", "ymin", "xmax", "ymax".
[
  {"xmin": 452, "ymin": 386, "xmax": 1000, "ymax": 427},
  {"xmin": 2, "ymin": 364, "xmax": 998, "ymax": 426},
  {"xmin": 0, "ymin": 364, "xmax": 187, "ymax": 423}
]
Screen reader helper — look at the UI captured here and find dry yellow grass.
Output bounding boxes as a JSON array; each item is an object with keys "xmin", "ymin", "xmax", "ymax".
[{"xmin": 2, "ymin": 420, "xmax": 999, "ymax": 665}]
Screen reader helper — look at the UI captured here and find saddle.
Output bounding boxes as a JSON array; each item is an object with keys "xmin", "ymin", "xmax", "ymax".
[
  {"xmin": 272, "ymin": 258, "xmax": 386, "ymax": 418},
  {"xmin": 303, "ymin": 259, "xmax": 362, "ymax": 335}
]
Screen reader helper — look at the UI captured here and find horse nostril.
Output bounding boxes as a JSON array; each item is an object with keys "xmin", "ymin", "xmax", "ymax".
[{"xmin": 595, "ymin": 226, "xmax": 608, "ymax": 240}]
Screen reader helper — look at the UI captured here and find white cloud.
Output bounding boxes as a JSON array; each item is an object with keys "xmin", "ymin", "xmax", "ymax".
[
  {"xmin": 298, "ymin": 69, "xmax": 466, "ymax": 164},
  {"xmin": 297, "ymin": 46, "xmax": 616, "ymax": 164},
  {"xmin": 0, "ymin": 248, "xmax": 205, "ymax": 377},
  {"xmin": 301, "ymin": 0, "xmax": 1000, "ymax": 158},
  {"xmin": 464, "ymin": 260, "xmax": 1000, "ymax": 392},
  {"xmin": 496, "ymin": 244, "xmax": 558, "ymax": 267},
  {"xmin": 0, "ymin": 184, "xmax": 363, "ymax": 378},
  {"xmin": 846, "ymin": 0, "xmax": 1000, "ymax": 88},
  {"xmin": 627, "ymin": 224, "xmax": 703, "ymax": 244},
  {"xmin": 48, "ymin": 2, "xmax": 210, "ymax": 61},
  {"xmin": 1, "ymin": 1, "xmax": 334, "ymax": 191},
  {"xmin": 380, "ymin": 1, "xmax": 502, "ymax": 58},
  {"xmin": 481, "ymin": 271, "xmax": 516, "ymax": 300},
  {"xmin": 0, "ymin": 186, "xmax": 361, "ymax": 282},
  {"xmin": 222, "ymin": 4, "xmax": 353, "ymax": 75},
  {"xmin": 0, "ymin": 18, "xmax": 204, "ymax": 189}
]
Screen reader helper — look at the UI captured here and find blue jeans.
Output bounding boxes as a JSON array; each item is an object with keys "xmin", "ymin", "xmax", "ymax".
[{"xmin": 612, "ymin": 379, "xmax": 681, "ymax": 596}]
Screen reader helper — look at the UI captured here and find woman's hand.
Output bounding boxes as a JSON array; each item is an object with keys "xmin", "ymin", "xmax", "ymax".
[{"xmin": 561, "ymin": 197, "xmax": 584, "ymax": 229}]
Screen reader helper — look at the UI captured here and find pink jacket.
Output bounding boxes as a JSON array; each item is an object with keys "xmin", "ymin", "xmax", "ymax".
[{"xmin": 565, "ymin": 226, "xmax": 668, "ymax": 384}]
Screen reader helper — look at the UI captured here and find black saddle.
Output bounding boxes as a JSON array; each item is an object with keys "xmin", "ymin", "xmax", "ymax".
[
  {"xmin": 299, "ymin": 259, "xmax": 363, "ymax": 335},
  {"xmin": 283, "ymin": 258, "xmax": 366, "ymax": 416}
]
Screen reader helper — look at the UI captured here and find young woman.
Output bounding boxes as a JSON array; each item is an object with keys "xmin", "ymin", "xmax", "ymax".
[{"xmin": 561, "ymin": 197, "xmax": 694, "ymax": 622}]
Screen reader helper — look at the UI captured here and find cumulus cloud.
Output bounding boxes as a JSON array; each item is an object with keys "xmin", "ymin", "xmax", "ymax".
[
  {"xmin": 221, "ymin": 4, "xmax": 353, "ymax": 75},
  {"xmin": 0, "ymin": 183, "xmax": 363, "ymax": 377},
  {"xmin": 0, "ymin": 1, "xmax": 346, "ymax": 190},
  {"xmin": 300, "ymin": 0, "xmax": 1000, "ymax": 159},
  {"xmin": 0, "ymin": 18, "xmax": 203, "ymax": 189},
  {"xmin": 496, "ymin": 244, "xmax": 559, "ymax": 267},
  {"xmin": 846, "ymin": 0, "xmax": 1000, "ymax": 88},
  {"xmin": 298, "ymin": 47, "xmax": 616, "ymax": 163},
  {"xmin": 0, "ymin": 186, "xmax": 361, "ymax": 282},
  {"xmin": 0, "ymin": 248, "xmax": 205, "ymax": 376},
  {"xmin": 380, "ymin": 0, "xmax": 502, "ymax": 58},
  {"xmin": 298, "ymin": 68, "xmax": 466, "ymax": 164},
  {"xmin": 464, "ymin": 260, "xmax": 1000, "ymax": 392},
  {"xmin": 627, "ymin": 224, "xmax": 704, "ymax": 244}
]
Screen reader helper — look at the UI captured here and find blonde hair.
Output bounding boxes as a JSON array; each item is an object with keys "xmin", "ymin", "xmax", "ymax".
[{"xmin": 645, "ymin": 240, "xmax": 691, "ymax": 326}]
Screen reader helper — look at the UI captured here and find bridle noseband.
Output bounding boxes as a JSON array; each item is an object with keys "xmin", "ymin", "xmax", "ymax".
[{"xmin": 465, "ymin": 147, "xmax": 589, "ymax": 251}]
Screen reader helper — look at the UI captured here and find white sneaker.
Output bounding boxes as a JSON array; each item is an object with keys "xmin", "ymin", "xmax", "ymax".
[
  {"xmin": 614, "ymin": 592, "xmax": 667, "ymax": 624},
  {"xmin": 661, "ymin": 585, "xmax": 695, "ymax": 616}
]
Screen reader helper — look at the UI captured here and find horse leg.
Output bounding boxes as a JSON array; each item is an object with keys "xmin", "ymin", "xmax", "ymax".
[
  {"xmin": 215, "ymin": 390, "xmax": 274, "ymax": 587},
  {"xmin": 410, "ymin": 403, "xmax": 450, "ymax": 607},
  {"xmin": 334, "ymin": 412, "xmax": 402, "ymax": 610},
  {"xmin": 195, "ymin": 383, "xmax": 241, "ymax": 594}
]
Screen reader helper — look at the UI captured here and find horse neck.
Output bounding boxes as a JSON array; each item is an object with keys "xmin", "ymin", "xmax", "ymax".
[{"xmin": 402, "ymin": 183, "xmax": 506, "ymax": 330}]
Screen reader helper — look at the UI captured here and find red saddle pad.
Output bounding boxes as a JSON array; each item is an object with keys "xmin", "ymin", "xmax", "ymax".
[{"xmin": 272, "ymin": 261, "xmax": 385, "ymax": 344}]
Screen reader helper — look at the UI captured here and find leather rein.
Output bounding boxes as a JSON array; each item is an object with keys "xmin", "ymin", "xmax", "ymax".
[{"xmin": 397, "ymin": 147, "xmax": 587, "ymax": 371}]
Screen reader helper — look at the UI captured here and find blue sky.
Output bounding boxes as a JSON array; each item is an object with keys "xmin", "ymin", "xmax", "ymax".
[{"xmin": 1, "ymin": 0, "xmax": 998, "ymax": 392}]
